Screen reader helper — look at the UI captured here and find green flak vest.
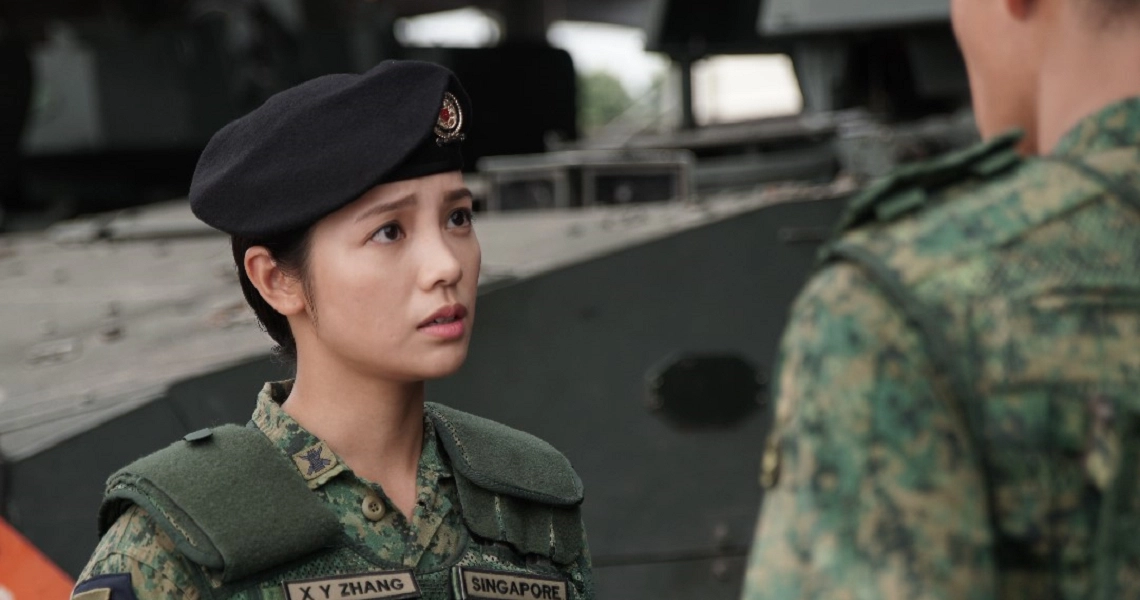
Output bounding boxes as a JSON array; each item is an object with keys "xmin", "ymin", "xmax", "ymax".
[
  {"xmin": 98, "ymin": 403, "xmax": 591, "ymax": 600},
  {"xmin": 820, "ymin": 130, "xmax": 1140, "ymax": 598}
]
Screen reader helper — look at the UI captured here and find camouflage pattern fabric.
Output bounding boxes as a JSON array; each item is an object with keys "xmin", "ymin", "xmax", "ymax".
[
  {"xmin": 743, "ymin": 98, "xmax": 1140, "ymax": 600},
  {"xmin": 78, "ymin": 381, "xmax": 593, "ymax": 599}
]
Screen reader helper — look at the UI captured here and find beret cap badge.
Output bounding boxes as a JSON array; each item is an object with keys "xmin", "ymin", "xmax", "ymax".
[{"xmin": 434, "ymin": 91, "xmax": 465, "ymax": 145}]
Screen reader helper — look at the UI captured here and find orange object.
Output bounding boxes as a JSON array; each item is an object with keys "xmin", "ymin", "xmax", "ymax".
[{"xmin": 0, "ymin": 517, "xmax": 75, "ymax": 599}]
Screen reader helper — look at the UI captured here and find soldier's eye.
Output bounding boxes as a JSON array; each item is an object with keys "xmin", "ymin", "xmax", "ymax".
[
  {"xmin": 447, "ymin": 208, "xmax": 474, "ymax": 229},
  {"xmin": 371, "ymin": 223, "xmax": 404, "ymax": 244}
]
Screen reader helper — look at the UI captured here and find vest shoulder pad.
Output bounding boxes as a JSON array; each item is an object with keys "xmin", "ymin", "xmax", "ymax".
[
  {"xmin": 425, "ymin": 403, "xmax": 583, "ymax": 506},
  {"xmin": 835, "ymin": 129, "xmax": 1023, "ymax": 234},
  {"xmin": 99, "ymin": 424, "xmax": 341, "ymax": 583},
  {"xmin": 425, "ymin": 403, "xmax": 585, "ymax": 564}
]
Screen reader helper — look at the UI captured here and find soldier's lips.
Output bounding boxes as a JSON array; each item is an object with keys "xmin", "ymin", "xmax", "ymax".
[
  {"xmin": 417, "ymin": 303, "xmax": 468, "ymax": 340},
  {"xmin": 418, "ymin": 319, "xmax": 466, "ymax": 340}
]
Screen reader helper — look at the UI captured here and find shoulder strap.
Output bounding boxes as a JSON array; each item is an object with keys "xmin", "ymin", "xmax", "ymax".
[
  {"xmin": 824, "ymin": 242, "xmax": 987, "ymax": 472},
  {"xmin": 835, "ymin": 129, "xmax": 1023, "ymax": 234},
  {"xmin": 425, "ymin": 403, "xmax": 585, "ymax": 564},
  {"xmin": 824, "ymin": 241, "xmax": 1005, "ymax": 594},
  {"xmin": 99, "ymin": 424, "xmax": 341, "ymax": 583}
]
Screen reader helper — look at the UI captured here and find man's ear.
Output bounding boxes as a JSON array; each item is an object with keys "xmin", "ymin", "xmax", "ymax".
[
  {"xmin": 244, "ymin": 247, "xmax": 307, "ymax": 316},
  {"xmin": 1005, "ymin": 0, "xmax": 1038, "ymax": 20}
]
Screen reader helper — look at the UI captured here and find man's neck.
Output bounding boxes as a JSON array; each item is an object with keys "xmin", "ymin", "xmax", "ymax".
[{"xmin": 1036, "ymin": 20, "xmax": 1140, "ymax": 154}]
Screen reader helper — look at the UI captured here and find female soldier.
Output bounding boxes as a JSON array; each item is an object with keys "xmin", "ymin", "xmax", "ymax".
[{"xmin": 72, "ymin": 61, "xmax": 593, "ymax": 600}]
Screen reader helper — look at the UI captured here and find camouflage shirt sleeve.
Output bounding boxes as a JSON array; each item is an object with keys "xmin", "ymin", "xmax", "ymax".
[
  {"xmin": 743, "ymin": 263, "xmax": 996, "ymax": 600},
  {"xmin": 76, "ymin": 505, "xmax": 203, "ymax": 600}
]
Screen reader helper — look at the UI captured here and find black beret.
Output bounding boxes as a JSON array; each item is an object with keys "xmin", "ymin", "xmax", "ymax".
[{"xmin": 189, "ymin": 60, "xmax": 470, "ymax": 238}]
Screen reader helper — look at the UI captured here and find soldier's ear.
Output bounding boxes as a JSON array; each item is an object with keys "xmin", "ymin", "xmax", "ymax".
[{"xmin": 244, "ymin": 246, "xmax": 307, "ymax": 317}]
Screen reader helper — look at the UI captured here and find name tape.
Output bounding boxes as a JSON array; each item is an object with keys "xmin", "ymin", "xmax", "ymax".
[
  {"xmin": 455, "ymin": 567, "xmax": 569, "ymax": 600},
  {"xmin": 283, "ymin": 570, "xmax": 420, "ymax": 600}
]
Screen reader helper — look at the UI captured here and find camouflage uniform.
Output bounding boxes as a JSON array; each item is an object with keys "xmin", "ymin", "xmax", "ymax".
[
  {"xmin": 744, "ymin": 98, "xmax": 1140, "ymax": 599},
  {"xmin": 77, "ymin": 381, "xmax": 593, "ymax": 599}
]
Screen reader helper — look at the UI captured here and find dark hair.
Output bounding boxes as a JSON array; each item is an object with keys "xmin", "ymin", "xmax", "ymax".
[
  {"xmin": 231, "ymin": 227, "xmax": 314, "ymax": 361},
  {"xmin": 1088, "ymin": 0, "xmax": 1140, "ymax": 25},
  {"xmin": 1097, "ymin": 0, "xmax": 1140, "ymax": 10}
]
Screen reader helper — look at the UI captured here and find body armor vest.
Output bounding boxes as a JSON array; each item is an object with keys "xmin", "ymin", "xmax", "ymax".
[{"xmin": 98, "ymin": 403, "xmax": 592, "ymax": 600}]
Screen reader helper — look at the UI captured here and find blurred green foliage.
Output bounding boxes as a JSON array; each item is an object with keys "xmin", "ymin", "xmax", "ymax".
[{"xmin": 578, "ymin": 71, "xmax": 633, "ymax": 131}]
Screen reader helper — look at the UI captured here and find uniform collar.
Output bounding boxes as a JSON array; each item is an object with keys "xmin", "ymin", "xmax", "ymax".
[
  {"xmin": 251, "ymin": 380, "xmax": 452, "ymax": 491},
  {"xmin": 1052, "ymin": 96, "xmax": 1140, "ymax": 158}
]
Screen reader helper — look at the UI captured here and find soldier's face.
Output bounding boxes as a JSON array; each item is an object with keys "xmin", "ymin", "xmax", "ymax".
[
  {"xmin": 295, "ymin": 171, "xmax": 481, "ymax": 381},
  {"xmin": 951, "ymin": 0, "xmax": 1041, "ymax": 148}
]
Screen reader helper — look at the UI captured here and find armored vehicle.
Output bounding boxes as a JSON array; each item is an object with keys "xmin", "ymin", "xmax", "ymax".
[{"xmin": 0, "ymin": 1, "xmax": 976, "ymax": 597}]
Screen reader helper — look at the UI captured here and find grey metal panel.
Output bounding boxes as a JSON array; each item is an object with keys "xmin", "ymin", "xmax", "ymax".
[
  {"xmin": 479, "ymin": 150, "xmax": 694, "ymax": 210},
  {"xmin": 760, "ymin": 0, "xmax": 950, "ymax": 36},
  {"xmin": 381, "ymin": 0, "xmax": 656, "ymax": 28},
  {"xmin": 94, "ymin": 34, "xmax": 195, "ymax": 149},
  {"xmin": 0, "ymin": 224, "xmax": 269, "ymax": 462},
  {"xmin": 564, "ymin": 0, "xmax": 658, "ymax": 28},
  {"xmin": 904, "ymin": 30, "xmax": 969, "ymax": 99},
  {"xmin": 647, "ymin": 0, "xmax": 777, "ymax": 58},
  {"xmin": 165, "ymin": 356, "xmax": 292, "ymax": 429},
  {"xmin": 594, "ymin": 557, "xmax": 748, "ymax": 599},
  {"xmin": 24, "ymin": 30, "xmax": 218, "ymax": 155},
  {"xmin": 6, "ymin": 400, "xmax": 188, "ymax": 577},
  {"xmin": 0, "ymin": 198, "xmax": 787, "ymax": 462},
  {"xmin": 24, "ymin": 35, "xmax": 104, "ymax": 154},
  {"xmin": 5, "ymin": 356, "xmax": 290, "ymax": 577}
]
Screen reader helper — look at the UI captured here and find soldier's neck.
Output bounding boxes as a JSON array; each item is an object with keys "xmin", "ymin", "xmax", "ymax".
[
  {"xmin": 1035, "ymin": 20, "xmax": 1140, "ymax": 154},
  {"xmin": 283, "ymin": 353, "xmax": 426, "ymax": 519}
]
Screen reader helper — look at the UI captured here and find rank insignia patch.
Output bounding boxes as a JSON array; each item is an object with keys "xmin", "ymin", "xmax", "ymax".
[
  {"xmin": 292, "ymin": 442, "xmax": 338, "ymax": 483},
  {"xmin": 434, "ymin": 92, "xmax": 465, "ymax": 144}
]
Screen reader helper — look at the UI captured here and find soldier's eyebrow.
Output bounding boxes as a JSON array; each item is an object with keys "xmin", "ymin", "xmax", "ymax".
[
  {"xmin": 354, "ymin": 187, "xmax": 471, "ymax": 223},
  {"xmin": 355, "ymin": 194, "xmax": 417, "ymax": 222},
  {"xmin": 444, "ymin": 188, "xmax": 474, "ymax": 204}
]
